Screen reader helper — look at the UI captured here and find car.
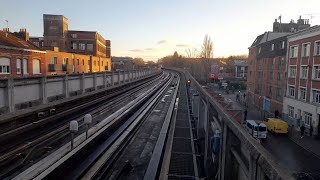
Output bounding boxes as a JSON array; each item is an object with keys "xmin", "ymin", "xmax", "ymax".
[
  {"xmin": 245, "ymin": 120, "xmax": 267, "ymax": 139},
  {"xmin": 265, "ymin": 118, "xmax": 288, "ymax": 134}
]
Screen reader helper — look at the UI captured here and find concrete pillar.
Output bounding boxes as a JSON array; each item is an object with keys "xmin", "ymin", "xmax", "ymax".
[
  {"xmin": 41, "ymin": 76, "xmax": 47, "ymax": 104},
  {"xmin": 123, "ymin": 71, "xmax": 126, "ymax": 83},
  {"xmin": 63, "ymin": 75, "xmax": 69, "ymax": 98},
  {"xmin": 7, "ymin": 78, "xmax": 15, "ymax": 113},
  {"xmin": 220, "ymin": 123, "xmax": 228, "ymax": 180},
  {"xmin": 111, "ymin": 71, "xmax": 114, "ymax": 86},
  {"xmin": 103, "ymin": 72, "xmax": 107, "ymax": 88},
  {"xmin": 93, "ymin": 73, "xmax": 97, "ymax": 90},
  {"xmin": 80, "ymin": 74, "xmax": 85, "ymax": 94},
  {"xmin": 203, "ymin": 99, "xmax": 209, "ymax": 173}
]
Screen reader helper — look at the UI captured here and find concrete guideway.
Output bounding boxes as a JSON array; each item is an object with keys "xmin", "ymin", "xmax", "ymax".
[{"xmin": 12, "ymin": 71, "xmax": 174, "ymax": 180}]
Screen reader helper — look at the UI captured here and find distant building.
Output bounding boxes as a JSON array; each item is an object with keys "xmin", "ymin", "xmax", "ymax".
[
  {"xmin": 247, "ymin": 32, "xmax": 291, "ymax": 115},
  {"xmin": 283, "ymin": 26, "xmax": 320, "ymax": 136},
  {"xmin": 111, "ymin": 56, "xmax": 134, "ymax": 71},
  {"xmin": 234, "ymin": 60, "xmax": 248, "ymax": 79},
  {"xmin": 0, "ymin": 29, "xmax": 46, "ymax": 79},
  {"xmin": 273, "ymin": 16, "xmax": 310, "ymax": 33},
  {"xmin": 29, "ymin": 14, "xmax": 111, "ymax": 58}
]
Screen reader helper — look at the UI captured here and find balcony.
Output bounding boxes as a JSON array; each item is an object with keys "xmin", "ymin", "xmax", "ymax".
[
  {"xmin": 48, "ymin": 64, "xmax": 74, "ymax": 72},
  {"xmin": 48, "ymin": 64, "xmax": 62, "ymax": 72},
  {"xmin": 62, "ymin": 64, "xmax": 74, "ymax": 72}
]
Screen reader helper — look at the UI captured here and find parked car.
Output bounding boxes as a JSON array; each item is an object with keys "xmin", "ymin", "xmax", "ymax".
[
  {"xmin": 265, "ymin": 118, "xmax": 288, "ymax": 134},
  {"xmin": 245, "ymin": 120, "xmax": 267, "ymax": 139}
]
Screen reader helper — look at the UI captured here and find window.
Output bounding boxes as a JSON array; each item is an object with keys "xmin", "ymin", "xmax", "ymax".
[
  {"xmin": 277, "ymin": 72, "xmax": 282, "ymax": 80},
  {"xmin": 313, "ymin": 66, "xmax": 320, "ymax": 79},
  {"xmin": 32, "ymin": 59, "xmax": 41, "ymax": 74},
  {"xmin": 288, "ymin": 86, "xmax": 295, "ymax": 97},
  {"xmin": 94, "ymin": 61, "xmax": 96, "ymax": 66},
  {"xmin": 102, "ymin": 61, "xmax": 104, "ymax": 66},
  {"xmin": 79, "ymin": 43, "xmax": 86, "ymax": 50},
  {"xmin": 304, "ymin": 112, "xmax": 312, "ymax": 126},
  {"xmin": 88, "ymin": 60, "xmax": 90, "ymax": 65},
  {"xmin": 315, "ymin": 41, "xmax": 320, "ymax": 55},
  {"xmin": 87, "ymin": 44, "xmax": 93, "ymax": 51},
  {"xmin": 281, "ymin": 41, "xmax": 285, "ymax": 49},
  {"xmin": 289, "ymin": 66, "xmax": 296, "ymax": 78},
  {"xmin": 71, "ymin": 42, "xmax": 77, "ymax": 50},
  {"xmin": 63, "ymin": 58, "xmax": 68, "ymax": 64},
  {"xmin": 290, "ymin": 46, "xmax": 298, "ymax": 58},
  {"xmin": 258, "ymin": 47, "xmax": 261, "ymax": 54},
  {"xmin": 299, "ymin": 88, "xmax": 306, "ymax": 100},
  {"xmin": 302, "ymin": 43, "xmax": 310, "ymax": 57},
  {"xmin": 300, "ymin": 66, "xmax": 308, "ymax": 79},
  {"xmin": 276, "ymin": 88, "xmax": 282, "ymax": 98},
  {"xmin": 71, "ymin": 34, "xmax": 77, "ymax": 38},
  {"xmin": 312, "ymin": 90, "xmax": 320, "ymax": 103},
  {"xmin": 279, "ymin": 57, "xmax": 285, "ymax": 68},
  {"xmin": 16, "ymin": 59, "xmax": 21, "ymax": 74},
  {"xmin": 269, "ymin": 86, "xmax": 272, "ymax": 96},
  {"xmin": 77, "ymin": 59, "xmax": 80, "ymax": 65},
  {"xmin": 82, "ymin": 59, "xmax": 85, "ymax": 65},
  {"xmin": 52, "ymin": 57, "xmax": 58, "ymax": 64},
  {"xmin": 23, "ymin": 59, "xmax": 28, "ymax": 74},
  {"xmin": 288, "ymin": 106, "xmax": 294, "ymax": 118},
  {"xmin": 271, "ymin": 44, "xmax": 274, "ymax": 51},
  {"xmin": 0, "ymin": 57, "xmax": 10, "ymax": 74}
]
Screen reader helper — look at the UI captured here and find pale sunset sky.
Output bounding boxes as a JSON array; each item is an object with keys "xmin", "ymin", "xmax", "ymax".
[{"xmin": 1, "ymin": 0, "xmax": 320, "ymax": 61}]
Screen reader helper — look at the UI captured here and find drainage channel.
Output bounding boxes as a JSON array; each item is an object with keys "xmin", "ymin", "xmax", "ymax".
[{"xmin": 160, "ymin": 72, "xmax": 203, "ymax": 180}]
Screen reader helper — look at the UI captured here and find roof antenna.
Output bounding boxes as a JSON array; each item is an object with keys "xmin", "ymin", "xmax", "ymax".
[{"xmin": 5, "ymin": 19, "xmax": 8, "ymax": 29}]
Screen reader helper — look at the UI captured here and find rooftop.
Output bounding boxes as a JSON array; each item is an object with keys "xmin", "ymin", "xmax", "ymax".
[{"xmin": 0, "ymin": 30, "xmax": 43, "ymax": 51}]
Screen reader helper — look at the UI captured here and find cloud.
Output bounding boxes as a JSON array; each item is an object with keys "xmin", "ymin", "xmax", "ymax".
[
  {"xmin": 145, "ymin": 48, "xmax": 154, "ymax": 51},
  {"xmin": 157, "ymin": 40, "xmax": 167, "ymax": 44},
  {"xmin": 176, "ymin": 44, "xmax": 189, "ymax": 48},
  {"xmin": 130, "ymin": 49, "xmax": 144, "ymax": 52}
]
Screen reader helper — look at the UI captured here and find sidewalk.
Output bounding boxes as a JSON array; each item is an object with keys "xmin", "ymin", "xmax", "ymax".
[
  {"xmin": 289, "ymin": 127, "xmax": 320, "ymax": 158},
  {"xmin": 211, "ymin": 87, "xmax": 320, "ymax": 158}
]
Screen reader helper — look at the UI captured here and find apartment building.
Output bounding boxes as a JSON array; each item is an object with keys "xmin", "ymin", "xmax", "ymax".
[
  {"xmin": 0, "ymin": 29, "xmax": 46, "ymax": 79},
  {"xmin": 283, "ymin": 26, "xmax": 320, "ymax": 136},
  {"xmin": 30, "ymin": 14, "xmax": 111, "ymax": 58},
  {"xmin": 247, "ymin": 32, "xmax": 291, "ymax": 115}
]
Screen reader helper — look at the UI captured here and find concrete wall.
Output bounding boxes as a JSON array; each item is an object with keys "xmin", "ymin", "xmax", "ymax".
[
  {"xmin": 176, "ymin": 68, "xmax": 294, "ymax": 180},
  {"xmin": 0, "ymin": 69, "xmax": 155, "ymax": 114}
]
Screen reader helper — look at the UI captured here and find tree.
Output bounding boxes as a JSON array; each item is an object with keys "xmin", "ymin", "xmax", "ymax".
[
  {"xmin": 200, "ymin": 34, "xmax": 213, "ymax": 58},
  {"xmin": 133, "ymin": 57, "xmax": 145, "ymax": 65},
  {"xmin": 185, "ymin": 47, "xmax": 199, "ymax": 58}
]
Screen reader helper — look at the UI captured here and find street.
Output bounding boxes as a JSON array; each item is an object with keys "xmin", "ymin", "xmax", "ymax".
[{"xmin": 212, "ymin": 89, "xmax": 320, "ymax": 179}]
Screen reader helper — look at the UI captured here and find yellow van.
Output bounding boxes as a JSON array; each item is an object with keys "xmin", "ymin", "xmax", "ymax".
[{"xmin": 265, "ymin": 118, "xmax": 288, "ymax": 134}]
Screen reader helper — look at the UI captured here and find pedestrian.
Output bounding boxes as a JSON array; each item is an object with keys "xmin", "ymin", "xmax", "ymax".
[
  {"xmin": 243, "ymin": 93, "xmax": 246, "ymax": 100},
  {"xmin": 300, "ymin": 124, "xmax": 305, "ymax": 138},
  {"xmin": 274, "ymin": 109, "xmax": 279, "ymax": 118},
  {"xmin": 236, "ymin": 94, "xmax": 240, "ymax": 101},
  {"xmin": 244, "ymin": 109, "xmax": 248, "ymax": 123}
]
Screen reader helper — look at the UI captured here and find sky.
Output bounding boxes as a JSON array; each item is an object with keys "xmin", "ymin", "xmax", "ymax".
[{"xmin": 1, "ymin": 0, "xmax": 320, "ymax": 61}]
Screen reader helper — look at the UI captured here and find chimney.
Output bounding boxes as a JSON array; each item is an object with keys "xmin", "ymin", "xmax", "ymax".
[
  {"xmin": 11, "ymin": 28, "xmax": 30, "ymax": 41},
  {"xmin": 2, "ymin": 28, "xmax": 10, "ymax": 32}
]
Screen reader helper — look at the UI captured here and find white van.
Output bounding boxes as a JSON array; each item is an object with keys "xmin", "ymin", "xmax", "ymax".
[{"xmin": 245, "ymin": 120, "xmax": 267, "ymax": 139}]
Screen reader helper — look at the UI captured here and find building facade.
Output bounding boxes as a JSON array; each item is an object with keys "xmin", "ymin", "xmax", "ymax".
[
  {"xmin": 111, "ymin": 56, "xmax": 134, "ymax": 71},
  {"xmin": 247, "ymin": 32, "xmax": 291, "ymax": 115},
  {"xmin": 0, "ymin": 30, "xmax": 46, "ymax": 79},
  {"xmin": 283, "ymin": 26, "xmax": 320, "ymax": 136},
  {"xmin": 273, "ymin": 16, "xmax": 310, "ymax": 33},
  {"xmin": 29, "ymin": 14, "xmax": 111, "ymax": 59}
]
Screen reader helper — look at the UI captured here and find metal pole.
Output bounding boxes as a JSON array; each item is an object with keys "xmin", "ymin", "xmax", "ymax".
[
  {"xmin": 71, "ymin": 133, "xmax": 74, "ymax": 150},
  {"xmin": 86, "ymin": 124, "xmax": 89, "ymax": 139}
]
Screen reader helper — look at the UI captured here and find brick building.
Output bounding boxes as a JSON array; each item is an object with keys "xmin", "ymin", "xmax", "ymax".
[
  {"xmin": 273, "ymin": 16, "xmax": 310, "ymax": 33},
  {"xmin": 283, "ymin": 26, "xmax": 320, "ymax": 136},
  {"xmin": 0, "ymin": 29, "xmax": 46, "ymax": 79},
  {"xmin": 247, "ymin": 32, "xmax": 291, "ymax": 115},
  {"xmin": 30, "ymin": 14, "xmax": 111, "ymax": 58}
]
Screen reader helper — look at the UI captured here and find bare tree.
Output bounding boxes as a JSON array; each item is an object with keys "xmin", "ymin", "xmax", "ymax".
[
  {"xmin": 185, "ymin": 47, "xmax": 199, "ymax": 58},
  {"xmin": 200, "ymin": 34, "xmax": 213, "ymax": 58}
]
